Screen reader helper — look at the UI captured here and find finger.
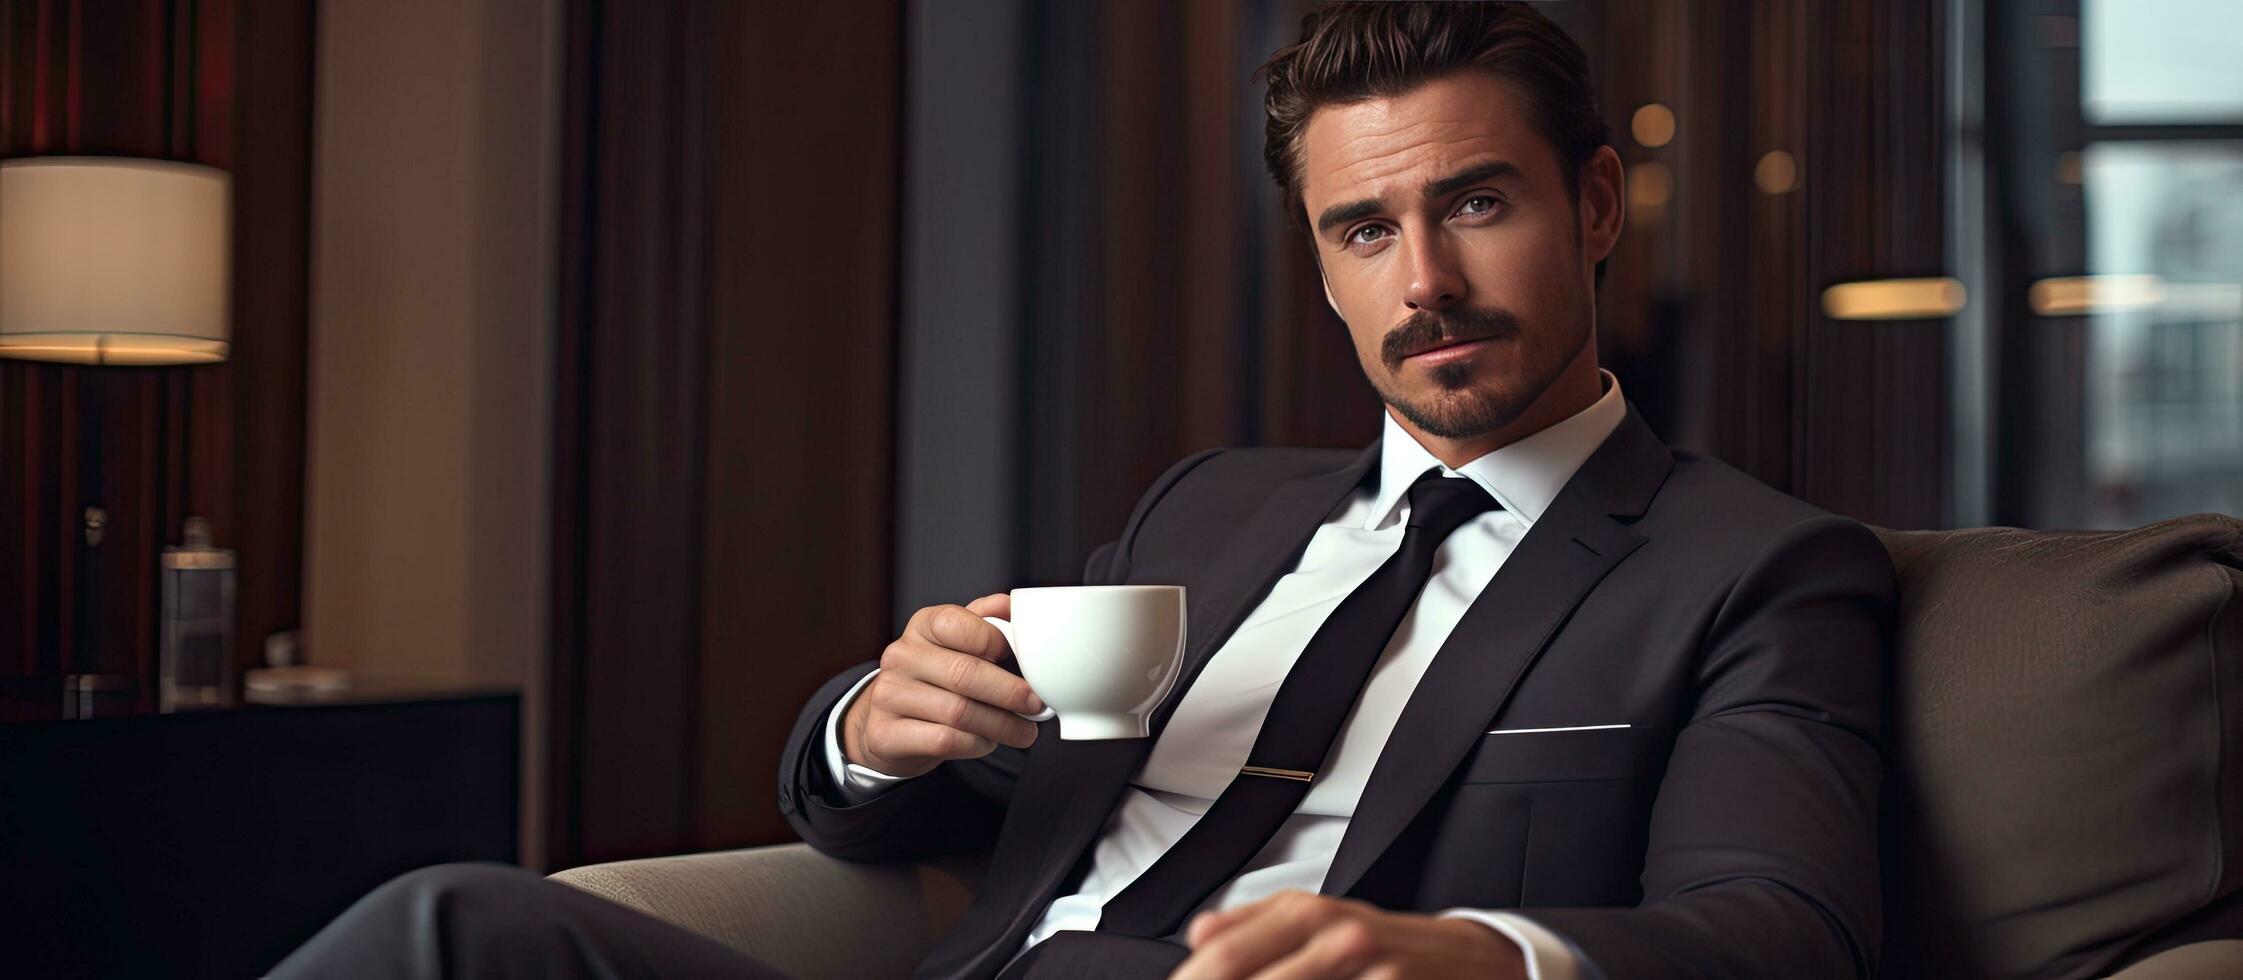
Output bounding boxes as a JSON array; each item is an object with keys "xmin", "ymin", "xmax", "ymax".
[
  {"xmin": 1186, "ymin": 890, "xmax": 1292, "ymax": 946},
  {"xmin": 963, "ymin": 592, "xmax": 1011, "ymax": 619},
  {"xmin": 916, "ymin": 604, "xmax": 1012, "ymax": 662},
  {"xmin": 1244, "ymin": 918, "xmax": 1381, "ymax": 980},
  {"xmin": 881, "ymin": 641, "xmax": 1045, "ymax": 716},
  {"xmin": 1188, "ymin": 907, "xmax": 1245, "ymax": 948},
  {"xmin": 872, "ymin": 676, "xmax": 1039, "ymax": 749},
  {"xmin": 1174, "ymin": 893, "xmax": 1334, "ymax": 980},
  {"xmin": 866, "ymin": 716, "xmax": 996, "ymax": 762}
]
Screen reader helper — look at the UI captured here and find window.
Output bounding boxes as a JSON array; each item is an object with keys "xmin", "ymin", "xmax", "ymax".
[{"xmin": 1960, "ymin": 0, "xmax": 2243, "ymax": 528}]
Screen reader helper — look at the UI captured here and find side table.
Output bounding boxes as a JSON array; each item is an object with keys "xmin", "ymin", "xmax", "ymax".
[{"xmin": 0, "ymin": 686, "xmax": 519, "ymax": 978}]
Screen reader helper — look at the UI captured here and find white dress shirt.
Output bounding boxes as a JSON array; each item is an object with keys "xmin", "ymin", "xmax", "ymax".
[{"xmin": 822, "ymin": 370, "xmax": 1629, "ymax": 980}]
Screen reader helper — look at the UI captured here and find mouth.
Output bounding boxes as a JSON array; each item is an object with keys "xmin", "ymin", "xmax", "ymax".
[
  {"xmin": 1379, "ymin": 308, "xmax": 1522, "ymax": 373},
  {"xmin": 1400, "ymin": 335, "xmax": 1496, "ymax": 365}
]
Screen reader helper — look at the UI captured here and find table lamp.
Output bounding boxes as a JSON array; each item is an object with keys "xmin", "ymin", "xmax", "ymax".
[
  {"xmin": 0, "ymin": 156, "xmax": 231, "ymax": 364},
  {"xmin": 0, "ymin": 156, "xmax": 234, "ymax": 715}
]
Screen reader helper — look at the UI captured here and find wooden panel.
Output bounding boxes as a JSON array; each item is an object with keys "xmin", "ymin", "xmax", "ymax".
[
  {"xmin": 1577, "ymin": 0, "xmax": 1950, "ymax": 528},
  {"xmin": 1568, "ymin": 0, "xmax": 1684, "ymax": 440},
  {"xmin": 1794, "ymin": 0, "xmax": 1948, "ymax": 529},
  {"xmin": 1700, "ymin": 0, "xmax": 1798, "ymax": 489}
]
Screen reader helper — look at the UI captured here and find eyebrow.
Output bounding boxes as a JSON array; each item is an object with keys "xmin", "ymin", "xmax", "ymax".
[{"xmin": 1314, "ymin": 160, "xmax": 1524, "ymax": 238}]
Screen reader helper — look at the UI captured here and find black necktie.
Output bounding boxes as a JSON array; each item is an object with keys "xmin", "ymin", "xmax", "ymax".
[{"xmin": 1094, "ymin": 470, "xmax": 1499, "ymax": 939}]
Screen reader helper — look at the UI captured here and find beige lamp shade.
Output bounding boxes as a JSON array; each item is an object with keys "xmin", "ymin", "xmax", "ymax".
[{"xmin": 0, "ymin": 157, "xmax": 231, "ymax": 365}]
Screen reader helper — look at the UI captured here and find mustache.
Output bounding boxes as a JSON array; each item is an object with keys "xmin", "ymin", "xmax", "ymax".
[{"xmin": 1379, "ymin": 308, "xmax": 1521, "ymax": 372}]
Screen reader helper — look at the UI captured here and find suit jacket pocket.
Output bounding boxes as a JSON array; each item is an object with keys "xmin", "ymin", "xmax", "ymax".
[{"xmin": 1454, "ymin": 727, "xmax": 1657, "ymax": 784}]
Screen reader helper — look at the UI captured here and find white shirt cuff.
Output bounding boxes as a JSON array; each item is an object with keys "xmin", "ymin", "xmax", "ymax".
[
  {"xmin": 821, "ymin": 669, "xmax": 912, "ymax": 803},
  {"xmin": 1439, "ymin": 909, "xmax": 1582, "ymax": 980}
]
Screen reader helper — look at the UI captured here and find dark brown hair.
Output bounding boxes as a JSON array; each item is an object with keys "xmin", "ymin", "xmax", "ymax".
[{"xmin": 1258, "ymin": 2, "xmax": 1613, "ymax": 225}]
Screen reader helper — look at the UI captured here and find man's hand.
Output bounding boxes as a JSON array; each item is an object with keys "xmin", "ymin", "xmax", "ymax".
[
  {"xmin": 841, "ymin": 593, "xmax": 1045, "ymax": 779},
  {"xmin": 1172, "ymin": 891, "xmax": 1525, "ymax": 980}
]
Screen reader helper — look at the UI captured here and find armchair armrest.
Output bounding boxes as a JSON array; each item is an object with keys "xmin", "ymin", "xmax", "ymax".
[
  {"xmin": 550, "ymin": 842, "xmax": 984, "ymax": 980},
  {"xmin": 2108, "ymin": 940, "xmax": 2243, "ymax": 980}
]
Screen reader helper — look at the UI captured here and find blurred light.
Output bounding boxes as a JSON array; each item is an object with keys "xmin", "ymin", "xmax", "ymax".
[
  {"xmin": 1754, "ymin": 151, "xmax": 1799, "ymax": 194},
  {"xmin": 1626, "ymin": 161, "xmax": 1673, "ymax": 224},
  {"xmin": 2029, "ymin": 275, "xmax": 2162, "ymax": 315},
  {"xmin": 1821, "ymin": 278, "xmax": 1968, "ymax": 320},
  {"xmin": 1631, "ymin": 103, "xmax": 1676, "ymax": 148},
  {"xmin": 2025, "ymin": 274, "xmax": 2243, "ymax": 316}
]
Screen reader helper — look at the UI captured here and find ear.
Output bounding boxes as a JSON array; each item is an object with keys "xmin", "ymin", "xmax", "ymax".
[{"xmin": 1579, "ymin": 144, "xmax": 1625, "ymax": 267}]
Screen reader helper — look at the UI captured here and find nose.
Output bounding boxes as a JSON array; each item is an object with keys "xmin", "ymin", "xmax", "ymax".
[{"xmin": 1401, "ymin": 231, "xmax": 1465, "ymax": 312}]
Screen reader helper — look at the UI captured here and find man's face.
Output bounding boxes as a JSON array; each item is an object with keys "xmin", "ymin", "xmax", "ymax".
[{"xmin": 1297, "ymin": 71, "xmax": 1620, "ymax": 440}]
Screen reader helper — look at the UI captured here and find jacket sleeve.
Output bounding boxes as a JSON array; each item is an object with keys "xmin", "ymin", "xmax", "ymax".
[
  {"xmin": 777, "ymin": 659, "xmax": 1027, "ymax": 862},
  {"xmin": 777, "ymin": 449, "xmax": 1223, "ymax": 862},
  {"xmin": 1515, "ymin": 515, "xmax": 1897, "ymax": 979}
]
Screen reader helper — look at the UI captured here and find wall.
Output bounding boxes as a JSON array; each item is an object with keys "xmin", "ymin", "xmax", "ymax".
[
  {"xmin": 304, "ymin": 0, "xmax": 558, "ymax": 866},
  {"xmin": 891, "ymin": 0, "xmax": 1028, "ymax": 623}
]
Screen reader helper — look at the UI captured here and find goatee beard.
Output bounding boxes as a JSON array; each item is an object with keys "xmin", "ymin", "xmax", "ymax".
[{"xmin": 1373, "ymin": 307, "xmax": 1534, "ymax": 439}]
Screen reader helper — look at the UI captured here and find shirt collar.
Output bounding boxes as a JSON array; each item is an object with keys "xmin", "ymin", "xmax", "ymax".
[{"xmin": 1363, "ymin": 368, "xmax": 1628, "ymax": 530}]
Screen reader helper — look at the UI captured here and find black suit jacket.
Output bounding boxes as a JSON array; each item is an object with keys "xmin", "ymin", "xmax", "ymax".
[{"xmin": 779, "ymin": 405, "xmax": 1896, "ymax": 979}]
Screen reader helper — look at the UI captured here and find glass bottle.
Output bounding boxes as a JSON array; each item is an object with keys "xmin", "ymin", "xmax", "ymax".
[{"xmin": 160, "ymin": 516, "xmax": 236, "ymax": 711}]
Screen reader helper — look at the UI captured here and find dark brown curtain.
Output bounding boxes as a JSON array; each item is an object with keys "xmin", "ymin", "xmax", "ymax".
[
  {"xmin": 0, "ymin": 0, "xmax": 312, "ymax": 720},
  {"xmin": 547, "ymin": 0, "xmax": 903, "ymax": 867}
]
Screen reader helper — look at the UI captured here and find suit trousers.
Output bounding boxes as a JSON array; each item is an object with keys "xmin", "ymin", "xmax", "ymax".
[
  {"xmin": 270, "ymin": 863, "xmax": 1191, "ymax": 980},
  {"xmin": 267, "ymin": 862, "xmax": 792, "ymax": 979}
]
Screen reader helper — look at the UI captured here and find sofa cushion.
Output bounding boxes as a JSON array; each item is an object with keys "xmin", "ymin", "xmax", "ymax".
[{"xmin": 1874, "ymin": 515, "xmax": 2243, "ymax": 979}]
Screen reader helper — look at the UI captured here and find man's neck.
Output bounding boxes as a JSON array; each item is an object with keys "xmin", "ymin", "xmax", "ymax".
[{"xmin": 1391, "ymin": 355, "xmax": 1605, "ymax": 471}]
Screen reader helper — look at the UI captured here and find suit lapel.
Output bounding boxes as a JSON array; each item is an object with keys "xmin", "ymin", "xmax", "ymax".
[
  {"xmin": 1161, "ymin": 442, "xmax": 1379, "ymax": 730},
  {"xmin": 1321, "ymin": 405, "xmax": 1673, "ymax": 898},
  {"xmin": 943, "ymin": 443, "xmax": 1378, "ymax": 977}
]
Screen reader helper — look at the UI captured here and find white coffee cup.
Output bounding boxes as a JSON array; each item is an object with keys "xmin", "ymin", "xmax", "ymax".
[{"xmin": 980, "ymin": 585, "xmax": 1188, "ymax": 740}]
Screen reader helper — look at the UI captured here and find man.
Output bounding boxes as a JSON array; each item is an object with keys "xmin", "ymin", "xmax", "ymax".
[{"xmin": 275, "ymin": 4, "xmax": 1893, "ymax": 978}]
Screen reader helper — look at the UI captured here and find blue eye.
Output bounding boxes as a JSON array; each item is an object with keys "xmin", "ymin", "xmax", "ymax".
[{"xmin": 1348, "ymin": 224, "xmax": 1389, "ymax": 245}]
